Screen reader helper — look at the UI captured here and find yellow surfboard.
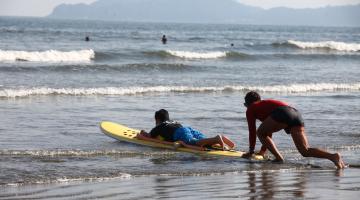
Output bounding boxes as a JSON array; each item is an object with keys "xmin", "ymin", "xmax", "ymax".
[{"xmin": 100, "ymin": 121, "xmax": 264, "ymax": 160}]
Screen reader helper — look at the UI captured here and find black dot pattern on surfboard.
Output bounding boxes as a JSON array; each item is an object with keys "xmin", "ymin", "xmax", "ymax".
[{"xmin": 123, "ymin": 130, "xmax": 136, "ymax": 138}]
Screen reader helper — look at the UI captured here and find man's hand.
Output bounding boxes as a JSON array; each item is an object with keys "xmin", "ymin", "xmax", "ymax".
[{"xmin": 140, "ymin": 130, "xmax": 149, "ymax": 137}]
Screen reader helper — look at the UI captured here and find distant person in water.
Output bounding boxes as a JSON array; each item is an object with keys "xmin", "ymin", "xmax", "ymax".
[
  {"xmin": 230, "ymin": 43, "xmax": 234, "ymax": 47},
  {"xmin": 161, "ymin": 35, "xmax": 167, "ymax": 44},
  {"xmin": 242, "ymin": 91, "xmax": 345, "ymax": 169},
  {"xmin": 85, "ymin": 36, "xmax": 90, "ymax": 41},
  {"xmin": 140, "ymin": 109, "xmax": 235, "ymax": 150}
]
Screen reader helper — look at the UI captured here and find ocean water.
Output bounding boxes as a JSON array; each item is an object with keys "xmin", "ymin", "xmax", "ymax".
[{"xmin": 0, "ymin": 17, "xmax": 360, "ymax": 199}]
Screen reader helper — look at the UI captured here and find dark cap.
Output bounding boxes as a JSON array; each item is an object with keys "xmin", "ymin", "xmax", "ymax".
[
  {"xmin": 244, "ymin": 91, "xmax": 261, "ymax": 107},
  {"xmin": 155, "ymin": 109, "xmax": 169, "ymax": 122}
]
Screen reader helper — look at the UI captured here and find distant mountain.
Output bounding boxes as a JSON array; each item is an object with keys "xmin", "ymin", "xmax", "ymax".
[{"xmin": 48, "ymin": 0, "xmax": 360, "ymax": 27}]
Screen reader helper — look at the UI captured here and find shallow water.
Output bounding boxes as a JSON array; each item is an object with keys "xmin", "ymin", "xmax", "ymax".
[{"xmin": 0, "ymin": 17, "xmax": 359, "ymax": 199}]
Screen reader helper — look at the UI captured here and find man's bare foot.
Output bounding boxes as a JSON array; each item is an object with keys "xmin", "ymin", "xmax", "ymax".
[
  {"xmin": 215, "ymin": 135, "xmax": 225, "ymax": 150},
  {"xmin": 331, "ymin": 153, "xmax": 345, "ymax": 169},
  {"xmin": 221, "ymin": 135, "xmax": 236, "ymax": 149},
  {"xmin": 242, "ymin": 151, "xmax": 253, "ymax": 159}
]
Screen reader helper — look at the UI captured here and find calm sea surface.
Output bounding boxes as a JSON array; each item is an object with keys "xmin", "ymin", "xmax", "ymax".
[{"xmin": 0, "ymin": 17, "xmax": 359, "ymax": 199}]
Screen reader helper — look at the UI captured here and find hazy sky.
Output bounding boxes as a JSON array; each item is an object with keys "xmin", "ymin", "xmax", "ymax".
[
  {"xmin": 238, "ymin": 0, "xmax": 360, "ymax": 9},
  {"xmin": 0, "ymin": 0, "xmax": 96, "ymax": 16},
  {"xmin": 0, "ymin": 0, "xmax": 359, "ymax": 17}
]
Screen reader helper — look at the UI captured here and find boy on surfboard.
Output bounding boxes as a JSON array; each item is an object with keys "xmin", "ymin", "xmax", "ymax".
[
  {"xmin": 140, "ymin": 109, "xmax": 235, "ymax": 150},
  {"xmin": 242, "ymin": 91, "xmax": 345, "ymax": 169}
]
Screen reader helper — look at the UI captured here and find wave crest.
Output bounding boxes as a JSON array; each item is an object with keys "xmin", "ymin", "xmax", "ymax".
[
  {"xmin": 0, "ymin": 49, "xmax": 95, "ymax": 62},
  {"xmin": 285, "ymin": 40, "xmax": 360, "ymax": 52},
  {"xmin": 166, "ymin": 50, "xmax": 227, "ymax": 59},
  {"xmin": 1, "ymin": 83, "xmax": 359, "ymax": 98},
  {"xmin": 144, "ymin": 50, "xmax": 250, "ymax": 59}
]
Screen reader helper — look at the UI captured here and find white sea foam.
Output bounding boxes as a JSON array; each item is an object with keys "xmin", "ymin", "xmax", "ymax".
[
  {"xmin": 0, "ymin": 149, "xmax": 176, "ymax": 157},
  {"xmin": 335, "ymin": 145, "xmax": 360, "ymax": 151},
  {"xmin": 0, "ymin": 49, "xmax": 95, "ymax": 62},
  {"xmin": 1, "ymin": 83, "xmax": 359, "ymax": 98},
  {"xmin": 245, "ymin": 83, "xmax": 360, "ymax": 93},
  {"xmin": 287, "ymin": 40, "xmax": 360, "ymax": 52},
  {"xmin": 166, "ymin": 50, "xmax": 227, "ymax": 59},
  {"xmin": 54, "ymin": 174, "xmax": 132, "ymax": 183},
  {"xmin": 6, "ymin": 174, "xmax": 132, "ymax": 186}
]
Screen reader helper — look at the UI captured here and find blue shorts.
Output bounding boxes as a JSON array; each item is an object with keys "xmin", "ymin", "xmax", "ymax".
[{"xmin": 173, "ymin": 127, "xmax": 206, "ymax": 145}]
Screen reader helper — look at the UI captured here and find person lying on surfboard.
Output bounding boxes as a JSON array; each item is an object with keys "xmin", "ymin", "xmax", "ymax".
[
  {"xmin": 139, "ymin": 109, "xmax": 235, "ymax": 151},
  {"xmin": 242, "ymin": 91, "xmax": 346, "ymax": 169}
]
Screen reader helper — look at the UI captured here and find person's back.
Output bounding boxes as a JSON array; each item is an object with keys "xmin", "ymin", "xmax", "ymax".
[
  {"xmin": 150, "ymin": 120, "xmax": 182, "ymax": 142},
  {"xmin": 246, "ymin": 99, "xmax": 288, "ymax": 122}
]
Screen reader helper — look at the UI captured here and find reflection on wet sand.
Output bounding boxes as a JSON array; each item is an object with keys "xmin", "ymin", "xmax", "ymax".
[
  {"xmin": 246, "ymin": 172, "xmax": 276, "ymax": 200},
  {"xmin": 0, "ymin": 169, "xmax": 358, "ymax": 200},
  {"xmin": 242, "ymin": 169, "xmax": 350, "ymax": 200}
]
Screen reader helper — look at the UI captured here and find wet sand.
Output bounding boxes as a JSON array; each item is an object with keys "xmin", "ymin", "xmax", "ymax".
[{"xmin": 1, "ymin": 168, "xmax": 359, "ymax": 200}]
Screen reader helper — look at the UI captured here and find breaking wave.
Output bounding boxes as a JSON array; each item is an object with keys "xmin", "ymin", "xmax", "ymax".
[
  {"xmin": 0, "ymin": 49, "xmax": 95, "ymax": 62},
  {"xmin": 166, "ymin": 50, "xmax": 227, "ymax": 59},
  {"xmin": 144, "ymin": 50, "xmax": 249, "ymax": 59},
  {"xmin": 1, "ymin": 83, "xmax": 359, "ymax": 98},
  {"xmin": 276, "ymin": 40, "xmax": 360, "ymax": 52}
]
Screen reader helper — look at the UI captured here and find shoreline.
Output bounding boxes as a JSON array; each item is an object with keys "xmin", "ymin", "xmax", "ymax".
[{"xmin": 1, "ymin": 168, "xmax": 358, "ymax": 200}]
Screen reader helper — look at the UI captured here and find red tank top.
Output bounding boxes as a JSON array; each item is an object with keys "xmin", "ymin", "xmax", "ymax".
[{"xmin": 246, "ymin": 99, "xmax": 288, "ymax": 151}]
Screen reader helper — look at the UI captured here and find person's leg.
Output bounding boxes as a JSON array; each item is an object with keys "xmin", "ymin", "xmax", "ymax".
[
  {"xmin": 257, "ymin": 117, "xmax": 288, "ymax": 161},
  {"xmin": 173, "ymin": 127, "xmax": 219, "ymax": 147},
  {"xmin": 290, "ymin": 126, "xmax": 345, "ymax": 169},
  {"xmin": 196, "ymin": 135, "xmax": 225, "ymax": 149},
  {"xmin": 189, "ymin": 127, "xmax": 236, "ymax": 149}
]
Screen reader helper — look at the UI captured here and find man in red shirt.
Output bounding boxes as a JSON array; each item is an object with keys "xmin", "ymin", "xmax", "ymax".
[{"xmin": 243, "ymin": 91, "xmax": 345, "ymax": 169}]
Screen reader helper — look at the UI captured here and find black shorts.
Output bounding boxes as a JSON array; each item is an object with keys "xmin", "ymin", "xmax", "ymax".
[{"xmin": 270, "ymin": 106, "xmax": 304, "ymax": 134}]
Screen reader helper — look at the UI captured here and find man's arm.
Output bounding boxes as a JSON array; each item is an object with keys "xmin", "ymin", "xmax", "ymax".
[
  {"xmin": 243, "ymin": 110, "xmax": 257, "ymax": 158},
  {"xmin": 148, "ymin": 124, "xmax": 163, "ymax": 138},
  {"xmin": 247, "ymin": 111, "xmax": 257, "ymax": 153}
]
